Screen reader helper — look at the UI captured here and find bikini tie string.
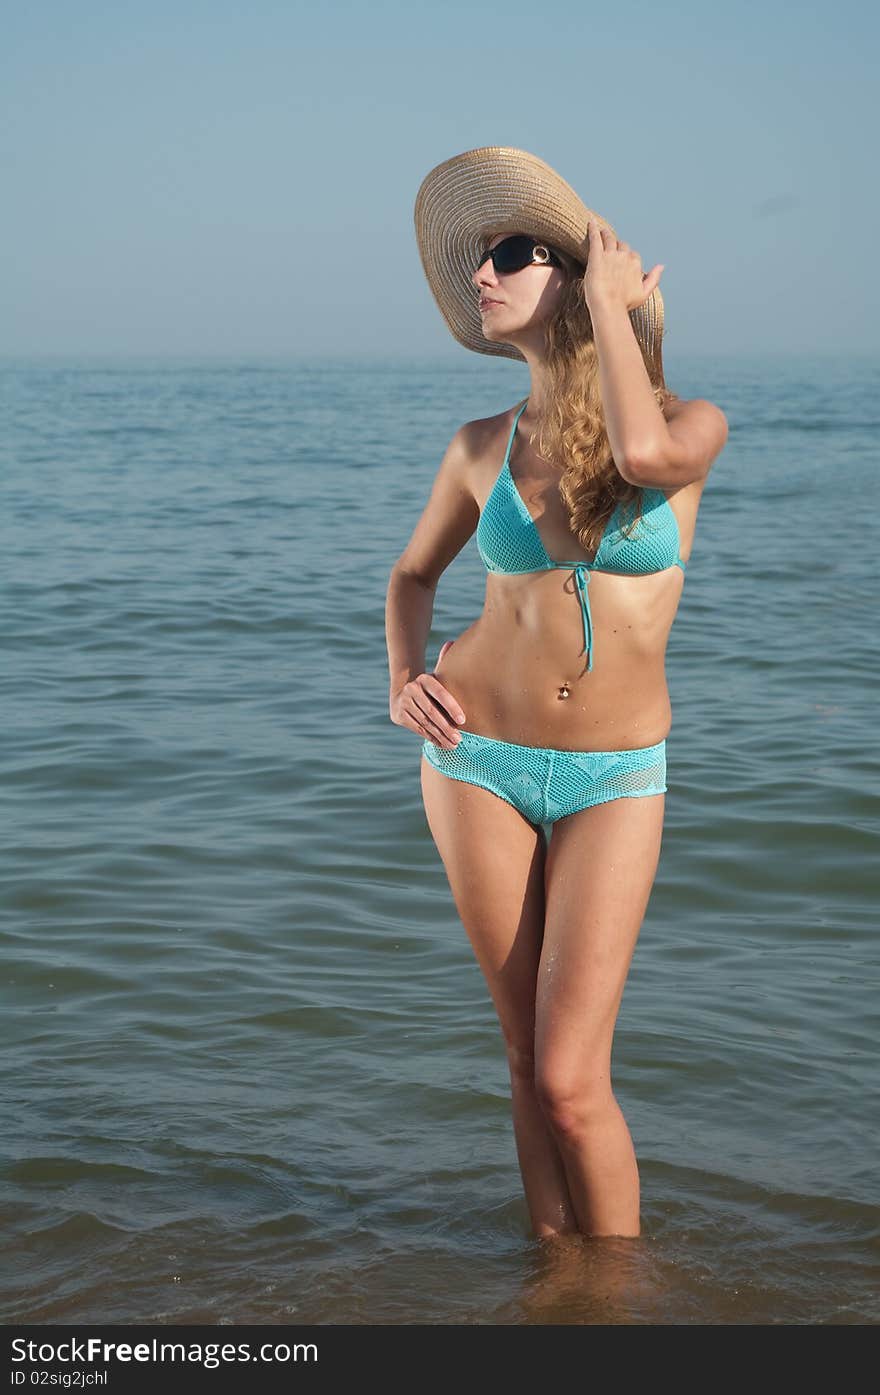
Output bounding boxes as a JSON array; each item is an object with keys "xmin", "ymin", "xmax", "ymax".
[{"xmin": 573, "ymin": 564, "xmax": 593, "ymax": 672}]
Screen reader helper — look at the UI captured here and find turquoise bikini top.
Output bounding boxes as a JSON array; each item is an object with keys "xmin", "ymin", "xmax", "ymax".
[{"xmin": 476, "ymin": 399, "xmax": 687, "ymax": 671}]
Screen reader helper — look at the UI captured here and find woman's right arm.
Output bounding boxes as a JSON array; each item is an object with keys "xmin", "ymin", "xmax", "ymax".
[{"xmin": 385, "ymin": 422, "xmax": 480, "ymax": 749}]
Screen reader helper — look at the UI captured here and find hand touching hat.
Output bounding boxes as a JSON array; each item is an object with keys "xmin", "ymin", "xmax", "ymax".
[{"xmin": 581, "ymin": 220, "xmax": 665, "ymax": 315}]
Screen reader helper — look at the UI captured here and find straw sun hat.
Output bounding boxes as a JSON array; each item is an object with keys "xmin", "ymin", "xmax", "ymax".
[{"xmin": 413, "ymin": 145, "xmax": 666, "ymax": 386}]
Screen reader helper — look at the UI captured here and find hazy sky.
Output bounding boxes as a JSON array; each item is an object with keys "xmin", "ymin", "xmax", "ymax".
[{"xmin": 3, "ymin": 0, "xmax": 877, "ymax": 357}]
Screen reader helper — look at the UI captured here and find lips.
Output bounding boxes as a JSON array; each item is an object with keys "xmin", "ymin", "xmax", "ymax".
[{"xmin": 479, "ymin": 300, "xmax": 501, "ymax": 311}]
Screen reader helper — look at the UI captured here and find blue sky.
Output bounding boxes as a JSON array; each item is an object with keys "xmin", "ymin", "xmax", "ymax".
[{"xmin": 3, "ymin": 0, "xmax": 877, "ymax": 357}]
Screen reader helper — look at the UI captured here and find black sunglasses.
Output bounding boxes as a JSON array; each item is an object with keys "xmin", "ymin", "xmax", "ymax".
[{"xmin": 475, "ymin": 234, "xmax": 565, "ymax": 276}]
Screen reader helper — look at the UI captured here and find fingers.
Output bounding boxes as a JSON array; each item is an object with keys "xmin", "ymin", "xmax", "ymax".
[
  {"xmin": 410, "ymin": 683, "xmax": 463, "ymax": 748},
  {"xmin": 391, "ymin": 671, "xmax": 466, "ymax": 749},
  {"xmin": 420, "ymin": 672, "xmax": 465, "ymax": 725},
  {"xmin": 391, "ymin": 640, "xmax": 469, "ymax": 748},
  {"xmin": 415, "ymin": 643, "xmax": 465, "ymax": 748},
  {"xmin": 589, "ymin": 219, "xmax": 620, "ymax": 248},
  {"xmin": 415, "ymin": 705, "xmax": 461, "ymax": 748},
  {"xmin": 590, "ymin": 222, "xmax": 656, "ymax": 269}
]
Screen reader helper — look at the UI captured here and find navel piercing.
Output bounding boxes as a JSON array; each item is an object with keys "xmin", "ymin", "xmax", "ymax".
[{"xmin": 558, "ymin": 683, "xmax": 571, "ymax": 700}]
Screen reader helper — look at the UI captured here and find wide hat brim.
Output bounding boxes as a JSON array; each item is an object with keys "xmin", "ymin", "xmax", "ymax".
[{"xmin": 414, "ymin": 145, "xmax": 665, "ymax": 383}]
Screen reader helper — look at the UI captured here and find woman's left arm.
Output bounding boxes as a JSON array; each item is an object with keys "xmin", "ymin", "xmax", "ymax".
[
  {"xmin": 584, "ymin": 220, "xmax": 728, "ymax": 489},
  {"xmin": 588, "ymin": 294, "xmax": 672, "ymax": 483}
]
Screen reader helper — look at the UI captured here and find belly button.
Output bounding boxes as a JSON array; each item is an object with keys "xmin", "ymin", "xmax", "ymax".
[{"xmin": 558, "ymin": 682, "xmax": 571, "ymax": 700}]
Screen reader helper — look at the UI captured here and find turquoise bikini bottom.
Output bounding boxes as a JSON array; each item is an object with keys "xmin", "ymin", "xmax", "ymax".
[{"xmin": 421, "ymin": 730, "xmax": 667, "ymax": 827}]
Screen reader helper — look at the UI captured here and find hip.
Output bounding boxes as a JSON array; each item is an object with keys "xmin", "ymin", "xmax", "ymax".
[{"xmin": 421, "ymin": 727, "xmax": 668, "ymax": 826}]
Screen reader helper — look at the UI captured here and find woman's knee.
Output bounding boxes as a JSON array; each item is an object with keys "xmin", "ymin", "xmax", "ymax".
[{"xmin": 535, "ymin": 1062, "xmax": 616, "ymax": 1135}]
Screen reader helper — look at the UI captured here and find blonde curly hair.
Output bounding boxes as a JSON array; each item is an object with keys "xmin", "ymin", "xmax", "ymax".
[{"xmin": 522, "ymin": 249, "xmax": 679, "ymax": 557}]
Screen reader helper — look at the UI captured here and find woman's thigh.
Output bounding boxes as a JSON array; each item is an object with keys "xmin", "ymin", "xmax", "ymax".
[
  {"xmin": 535, "ymin": 792, "xmax": 666, "ymax": 1100},
  {"xmin": 420, "ymin": 754, "xmax": 547, "ymax": 1063}
]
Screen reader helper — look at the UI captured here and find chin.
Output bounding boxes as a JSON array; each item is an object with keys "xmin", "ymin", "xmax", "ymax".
[{"xmin": 481, "ymin": 321, "xmax": 509, "ymax": 343}]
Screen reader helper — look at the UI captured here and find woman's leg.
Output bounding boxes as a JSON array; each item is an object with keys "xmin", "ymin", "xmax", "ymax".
[
  {"xmin": 420, "ymin": 755, "xmax": 578, "ymax": 1238},
  {"xmin": 535, "ymin": 790, "xmax": 666, "ymax": 1238}
]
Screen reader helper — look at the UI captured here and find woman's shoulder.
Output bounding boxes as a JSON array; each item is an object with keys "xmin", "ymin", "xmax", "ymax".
[
  {"xmin": 440, "ymin": 404, "xmax": 521, "ymax": 505},
  {"xmin": 451, "ymin": 402, "xmax": 521, "ymax": 458},
  {"xmin": 462, "ymin": 399, "xmax": 524, "ymax": 433}
]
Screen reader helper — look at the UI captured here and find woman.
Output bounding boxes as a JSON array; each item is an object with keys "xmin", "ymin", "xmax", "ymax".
[{"xmin": 385, "ymin": 148, "xmax": 728, "ymax": 1241}]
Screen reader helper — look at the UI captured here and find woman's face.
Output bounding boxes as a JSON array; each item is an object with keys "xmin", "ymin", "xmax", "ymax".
[{"xmin": 471, "ymin": 231, "xmax": 576, "ymax": 351}]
